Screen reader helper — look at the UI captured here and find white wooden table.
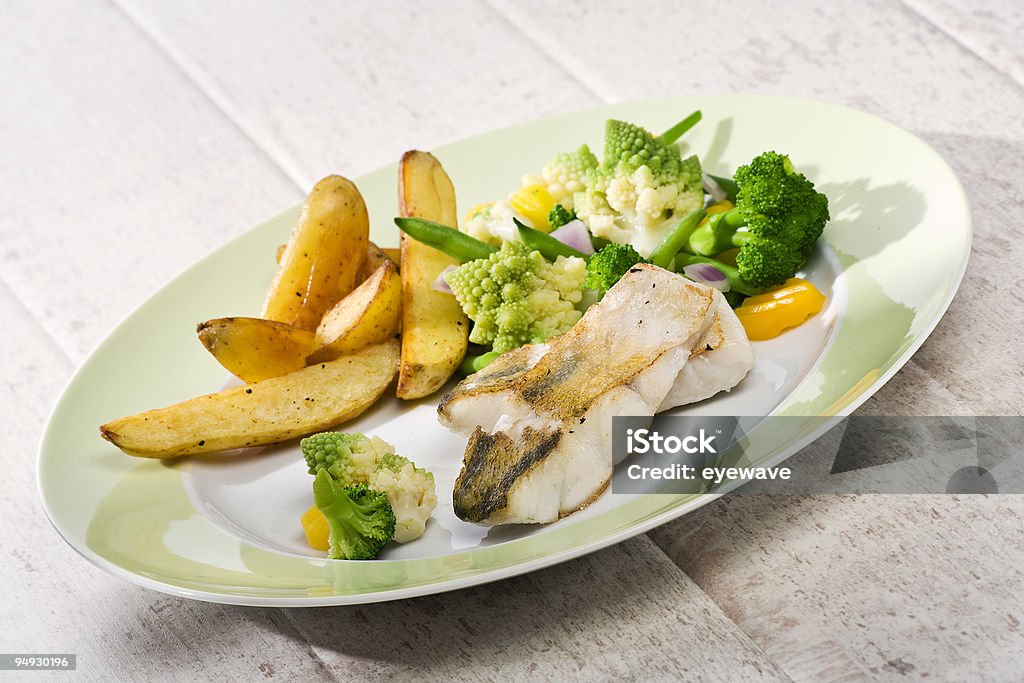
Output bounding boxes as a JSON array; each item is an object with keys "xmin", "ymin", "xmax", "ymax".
[{"xmin": 3, "ymin": 1, "xmax": 1023, "ymax": 680}]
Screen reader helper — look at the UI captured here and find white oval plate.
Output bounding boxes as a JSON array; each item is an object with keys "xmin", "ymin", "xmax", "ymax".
[{"xmin": 39, "ymin": 95, "xmax": 970, "ymax": 605}]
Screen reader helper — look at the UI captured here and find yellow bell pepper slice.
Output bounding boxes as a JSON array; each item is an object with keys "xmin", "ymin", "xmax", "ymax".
[
  {"xmin": 735, "ymin": 278, "xmax": 825, "ymax": 341},
  {"xmin": 698, "ymin": 199, "xmax": 734, "ymax": 226},
  {"xmin": 509, "ymin": 184, "xmax": 555, "ymax": 232},
  {"xmin": 300, "ymin": 504, "xmax": 330, "ymax": 551}
]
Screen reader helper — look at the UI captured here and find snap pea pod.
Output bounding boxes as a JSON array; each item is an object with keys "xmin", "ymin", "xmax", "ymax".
[
  {"xmin": 394, "ymin": 217, "xmax": 497, "ymax": 263},
  {"xmin": 514, "ymin": 219, "xmax": 589, "ymax": 261},
  {"xmin": 648, "ymin": 208, "xmax": 707, "ymax": 269}
]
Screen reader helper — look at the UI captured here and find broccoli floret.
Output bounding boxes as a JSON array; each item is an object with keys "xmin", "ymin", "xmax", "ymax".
[
  {"xmin": 548, "ymin": 204, "xmax": 576, "ymax": 230},
  {"xmin": 686, "ymin": 151, "xmax": 829, "ymax": 288},
  {"xmin": 300, "ymin": 432, "xmax": 394, "ymax": 486},
  {"xmin": 585, "ymin": 243, "xmax": 646, "ymax": 294},
  {"xmin": 574, "ymin": 118, "xmax": 703, "ymax": 255},
  {"xmin": 445, "ymin": 241, "xmax": 586, "ymax": 353},
  {"xmin": 371, "ymin": 455, "xmax": 437, "ymax": 544},
  {"xmin": 312, "ymin": 472, "xmax": 395, "ymax": 560},
  {"xmin": 541, "ymin": 144, "xmax": 600, "ymax": 210}
]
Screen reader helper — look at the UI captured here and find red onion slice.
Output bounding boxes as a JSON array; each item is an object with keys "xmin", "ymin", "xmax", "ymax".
[
  {"xmin": 682, "ymin": 263, "xmax": 730, "ymax": 292},
  {"xmin": 432, "ymin": 265, "xmax": 458, "ymax": 294},
  {"xmin": 549, "ymin": 219, "xmax": 595, "ymax": 255}
]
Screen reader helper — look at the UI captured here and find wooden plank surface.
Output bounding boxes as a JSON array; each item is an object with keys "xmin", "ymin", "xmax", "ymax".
[
  {"xmin": 118, "ymin": 0, "xmax": 601, "ymax": 189},
  {"xmin": 0, "ymin": 1, "xmax": 301, "ymax": 363},
  {"xmin": 282, "ymin": 536, "xmax": 790, "ymax": 682},
  {"xmin": 903, "ymin": 0, "xmax": 1024, "ymax": 86},
  {"xmin": 4, "ymin": 0, "xmax": 1023, "ymax": 679}
]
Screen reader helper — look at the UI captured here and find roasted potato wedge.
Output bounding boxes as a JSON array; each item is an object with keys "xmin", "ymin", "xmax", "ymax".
[
  {"xmin": 396, "ymin": 151, "xmax": 469, "ymax": 399},
  {"xmin": 282, "ymin": 239, "xmax": 397, "ymax": 276},
  {"xmin": 197, "ymin": 317, "xmax": 315, "ymax": 383},
  {"xmin": 263, "ymin": 175, "xmax": 368, "ymax": 330},
  {"xmin": 100, "ymin": 340, "xmax": 399, "ymax": 458},
  {"xmin": 357, "ymin": 241, "xmax": 393, "ymax": 282},
  {"xmin": 308, "ymin": 261, "xmax": 401, "ymax": 364}
]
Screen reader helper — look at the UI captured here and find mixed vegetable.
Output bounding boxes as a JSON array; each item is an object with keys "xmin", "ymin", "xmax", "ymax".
[
  {"xmin": 396, "ymin": 111, "xmax": 830, "ymax": 370},
  {"xmin": 100, "ymin": 109, "xmax": 836, "ymax": 563},
  {"xmin": 300, "ymin": 432, "xmax": 437, "ymax": 558}
]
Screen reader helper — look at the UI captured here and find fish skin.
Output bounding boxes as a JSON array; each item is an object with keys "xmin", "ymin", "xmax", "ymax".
[
  {"xmin": 440, "ymin": 264, "xmax": 752, "ymax": 525},
  {"xmin": 453, "ymin": 426, "xmax": 562, "ymax": 522}
]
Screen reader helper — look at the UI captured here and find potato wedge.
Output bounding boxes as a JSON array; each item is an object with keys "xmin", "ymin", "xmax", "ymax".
[
  {"xmin": 396, "ymin": 151, "xmax": 469, "ymax": 399},
  {"xmin": 382, "ymin": 247, "xmax": 400, "ymax": 266},
  {"xmin": 100, "ymin": 340, "xmax": 399, "ymax": 458},
  {"xmin": 283, "ymin": 240, "xmax": 396, "ymax": 276},
  {"xmin": 357, "ymin": 241, "xmax": 392, "ymax": 282},
  {"xmin": 308, "ymin": 261, "xmax": 401, "ymax": 364},
  {"xmin": 263, "ymin": 175, "xmax": 368, "ymax": 330},
  {"xmin": 197, "ymin": 317, "xmax": 315, "ymax": 383}
]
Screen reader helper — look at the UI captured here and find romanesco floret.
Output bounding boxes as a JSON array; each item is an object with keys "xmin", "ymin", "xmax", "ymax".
[
  {"xmin": 541, "ymin": 144, "xmax": 599, "ymax": 210},
  {"xmin": 574, "ymin": 120, "xmax": 703, "ymax": 256},
  {"xmin": 371, "ymin": 454, "xmax": 438, "ymax": 543},
  {"xmin": 444, "ymin": 241, "xmax": 586, "ymax": 353},
  {"xmin": 599, "ymin": 119, "xmax": 687, "ymax": 185},
  {"xmin": 301, "ymin": 432, "xmax": 394, "ymax": 486}
]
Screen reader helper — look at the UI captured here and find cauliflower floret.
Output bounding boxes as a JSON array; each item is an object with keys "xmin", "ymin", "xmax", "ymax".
[
  {"xmin": 547, "ymin": 254, "xmax": 587, "ymax": 301},
  {"xmin": 462, "ymin": 200, "xmax": 519, "ymax": 246},
  {"xmin": 577, "ymin": 161, "xmax": 704, "ymax": 256},
  {"xmin": 605, "ymin": 175, "xmax": 638, "ymax": 215},
  {"xmin": 541, "ymin": 144, "xmax": 599, "ymax": 210},
  {"xmin": 371, "ymin": 453, "xmax": 437, "ymax": 544},
  {"xmin": 604, "ymin": 166, "xmax": 685, "ymax": 228}
]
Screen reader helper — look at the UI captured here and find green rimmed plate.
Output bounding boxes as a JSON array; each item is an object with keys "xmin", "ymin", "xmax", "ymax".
[{"xmin": 38, "ymin": 95, "xmax": 970, "ymax": 605}]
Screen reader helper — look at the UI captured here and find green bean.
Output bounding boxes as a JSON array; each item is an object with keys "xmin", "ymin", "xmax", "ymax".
[
  {"xmin": 648, "ymin": 208, "xmax": 707, "ymax": 269},
  {"xmin": 514, "ymin": 219, "xmax": 589, "ymax": 261},
  {"xmin": 458, "ymin": 350, "xmax": 502, "ymax": 375},
  {"xmin": 658, "ymin": 110, "xmax": 702, "ymax": 145},
  {"xmin": 393, "ymin": 217, "xmax": 497, "ymax": 263}
]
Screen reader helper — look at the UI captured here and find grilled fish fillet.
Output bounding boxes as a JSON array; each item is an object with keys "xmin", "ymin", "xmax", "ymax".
[{"xmin": 439, "ymin": 264, "xmax": 752, "ymax": 525}]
